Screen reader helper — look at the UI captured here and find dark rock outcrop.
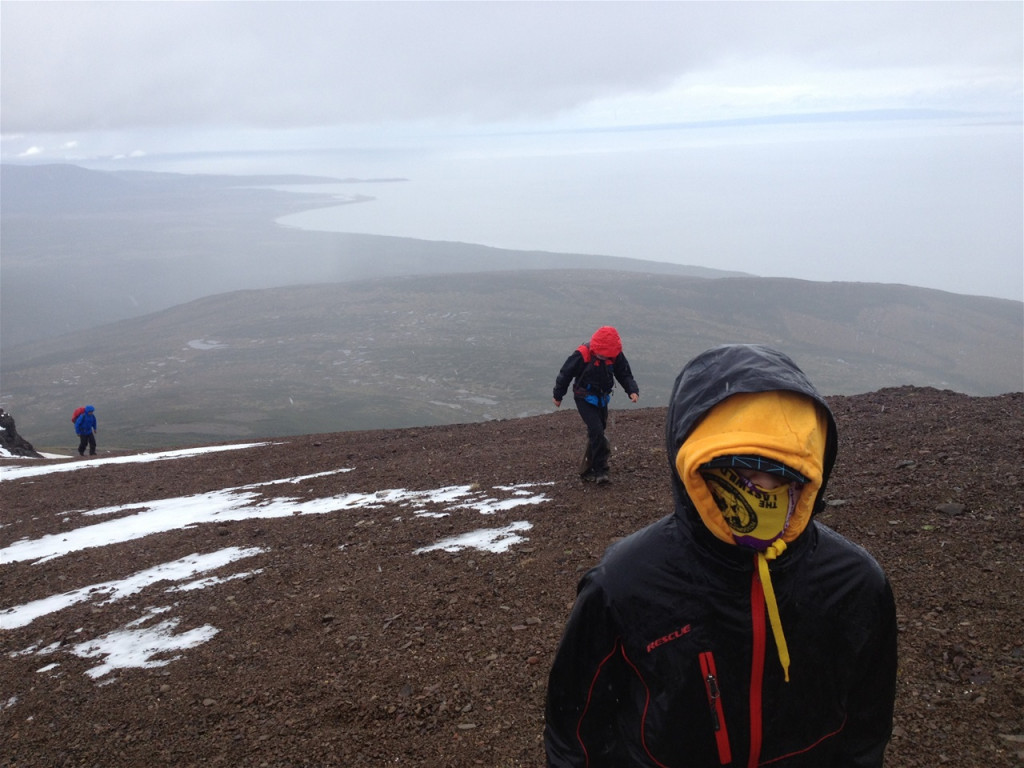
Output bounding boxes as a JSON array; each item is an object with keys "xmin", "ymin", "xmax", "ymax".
[{"xmin": 0, "ymin": 408, "xmax": 43, "ymax": 458}]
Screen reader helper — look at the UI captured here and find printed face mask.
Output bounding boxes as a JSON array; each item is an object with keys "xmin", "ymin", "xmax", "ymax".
[{"xmin": 700, "ymin": 467, "xmax": 801, "ymax": 551}]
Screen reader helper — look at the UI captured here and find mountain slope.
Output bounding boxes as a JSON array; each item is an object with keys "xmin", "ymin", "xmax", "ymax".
[
  {"xmin": 1, "ymin": 388, "xmax": 1021, "ymax": 766},
  {"xmin": 3, "ymin": 269, "xmax": 1021, "ymax": 452}
]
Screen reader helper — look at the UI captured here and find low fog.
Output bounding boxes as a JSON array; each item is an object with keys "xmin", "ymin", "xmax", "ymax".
[{"xmin": 2, "ymin": 2, "xmax": 1021, "ymax": 307}]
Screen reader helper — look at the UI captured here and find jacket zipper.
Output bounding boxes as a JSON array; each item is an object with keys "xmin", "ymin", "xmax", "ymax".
[{"xmin": 699, "ymin": 651, "xmax": 733, "ymax": 765}]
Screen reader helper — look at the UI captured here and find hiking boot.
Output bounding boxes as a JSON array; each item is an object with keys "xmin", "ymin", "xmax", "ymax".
[
  {"xmin": 594, "ymin": 472, "xmax": 610, "ymax": 485},
  {"xmin": 581, "ymin": 436, "xmax": 611, "ymax": 477}
]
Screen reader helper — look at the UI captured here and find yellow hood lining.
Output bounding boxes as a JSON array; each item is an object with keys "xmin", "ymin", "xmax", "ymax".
[{"xmin": 675, "ymin": 391, "xmax": 828, "ymax": 547}]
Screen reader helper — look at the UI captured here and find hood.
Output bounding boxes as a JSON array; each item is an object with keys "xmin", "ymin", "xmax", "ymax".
[
  {"xmin": 85, "ymin": 405, "xmax": 95, "ymax": 413},
  {"xmin": 589, "ymin": 326, "xmax": 622, "ymax": 359},
  {"xmin": 665, "ymin": 345, "xmax": 838, "ymax": 546}
]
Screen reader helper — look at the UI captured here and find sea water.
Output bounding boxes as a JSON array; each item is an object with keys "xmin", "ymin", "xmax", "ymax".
[{"xmin": 79, "ymin": 118, "xmax": 1024, "ymax": 300}]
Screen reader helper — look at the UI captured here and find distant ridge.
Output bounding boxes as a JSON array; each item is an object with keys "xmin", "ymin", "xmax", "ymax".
[
  {"xmin": 3, "ymin": 269, "xmax": 1020, "ymax": 452},
  {"xmin": 0, "ymin": 164, "xmax": 743, "ymax": 347}
]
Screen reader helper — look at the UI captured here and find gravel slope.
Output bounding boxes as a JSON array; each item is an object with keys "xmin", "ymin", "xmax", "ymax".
[{"xmin": 1, "ymin": 387, "xmax": 1022, "ymax": 767}]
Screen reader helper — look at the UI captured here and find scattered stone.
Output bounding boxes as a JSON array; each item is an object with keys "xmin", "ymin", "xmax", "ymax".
[{"xmin": 1, "ymin": 388, "xmax": 1020, "ymax": 767}]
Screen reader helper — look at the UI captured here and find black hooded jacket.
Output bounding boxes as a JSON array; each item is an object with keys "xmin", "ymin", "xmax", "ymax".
[
  {"xmin": 544, "ymin": 345, "xmax": 897, "ymax": 767},
  {"xmin": 553, "ymin": 345, "xmax": 639, "ymax": 404}
]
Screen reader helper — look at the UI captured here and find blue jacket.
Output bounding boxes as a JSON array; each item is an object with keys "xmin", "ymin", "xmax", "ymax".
[{"xmin": 74, "ymin": 410, "xmax": 97, "ymax": 435}]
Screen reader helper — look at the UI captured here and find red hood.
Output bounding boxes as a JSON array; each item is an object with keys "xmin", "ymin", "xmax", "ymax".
[{"xmin": 590, "ymin": 326, "xmax": 622, "ymax": 358}]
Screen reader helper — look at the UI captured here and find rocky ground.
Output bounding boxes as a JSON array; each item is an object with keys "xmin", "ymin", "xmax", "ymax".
[{"xmin": 1, "ymin": 387, "xmax": 1022, "ymax": 767}]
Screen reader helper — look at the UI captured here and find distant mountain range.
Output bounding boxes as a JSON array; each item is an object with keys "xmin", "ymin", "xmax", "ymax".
[{"xmin": 4, "ymin": 269, "xmax": 1021, "ymax": 452}]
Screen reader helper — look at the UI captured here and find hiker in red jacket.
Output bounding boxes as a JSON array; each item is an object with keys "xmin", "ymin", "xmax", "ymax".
[
  {"xmin": 552, "ymin": 326, "xmax": 639, "ymax": 484},
  {"xmin": 544, "ymin": 345, "xmax": 897, "ymax": 767}
]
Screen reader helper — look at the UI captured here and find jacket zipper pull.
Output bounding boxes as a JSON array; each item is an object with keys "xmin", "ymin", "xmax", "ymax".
[
  {"xmin": 706, "ymin": 673, "xmax": 722, "ymax": 731},
  {"xmin": 699, "ymin": 651, "xmax": 733, "ymax": 765}
]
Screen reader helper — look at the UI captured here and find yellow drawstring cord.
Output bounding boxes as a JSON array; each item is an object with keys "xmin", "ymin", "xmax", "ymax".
[{"xmin": 758, "ymin": 540, "xmax": 791, "ymax": 682}]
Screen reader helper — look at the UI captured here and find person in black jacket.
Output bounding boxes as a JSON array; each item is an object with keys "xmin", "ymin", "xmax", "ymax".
[
  {"xmin": 553, "ymin": 326, "xmax": 639, "ymax": 484},
  {"xmin": 545, "ymin": 344, "xmax": 897, "ymax": 767}
]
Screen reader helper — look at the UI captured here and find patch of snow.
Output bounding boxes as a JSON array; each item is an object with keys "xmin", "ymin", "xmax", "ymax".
[
  {"xmin": 450, "ymin": 484, "xmax": 550, "ymax": 515},
  {"xmin": 0, "ymin": 443, "xmax": 276, "ymax": 482},
  {"xmin": 1, "ymin": 443, "xmax": 554, "ymax": 683},
  {"xmin": 10, "ymin": 640, "xmax": 62, "ymax": 658},
  {"xmin": 1, "ymin": 445, "xmax": 69, "ymax": 459},
  {"xmin": 72, "ymin": 618, "xmax": 219, "ymax": 679},
  {"xmin": 0, "ymin": 547, "xmax": 266, "ymax": 628},
  {"xmin": 0, "ymin": 474, "xmax": 547, "ymax": 565},
  {"xmin": 414, "ymin": 521, "xmax": 532, "ymax": 554},
  {"xmin": 167, "ymin": 569, "xmax": 263, "ymax": 593},
  {"xmin": 187, "ymin": 339, "xmax": 227, "ymax": 350},
  {"xmin": 495, "ymin": 483, "xmax": 556, "ymax": 493}
]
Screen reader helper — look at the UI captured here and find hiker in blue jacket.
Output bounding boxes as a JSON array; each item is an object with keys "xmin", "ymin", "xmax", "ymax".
[
  {"xmin": 74, "ymin": 405, "xmax": 98, "ymax": 456},
  {"xmin": 553, "ymin": 326, "xmax": 639, "ymax": 484}
]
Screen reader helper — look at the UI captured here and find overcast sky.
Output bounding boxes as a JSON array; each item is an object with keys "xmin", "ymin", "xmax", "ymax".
[{"xmin": 2, "ymin": 1, "xmax": 1022, "ymax": 300}]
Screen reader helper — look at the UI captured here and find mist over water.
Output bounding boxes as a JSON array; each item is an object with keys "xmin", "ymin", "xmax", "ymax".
[{"xmin": 72, "ymin": 119, "xmax": 1023, "ymax": 300}]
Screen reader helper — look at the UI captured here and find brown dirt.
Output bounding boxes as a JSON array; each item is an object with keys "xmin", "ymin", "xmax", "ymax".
[{"xmin": 1, "ymin": 387, "xmax": 1022, "ymax": 767}]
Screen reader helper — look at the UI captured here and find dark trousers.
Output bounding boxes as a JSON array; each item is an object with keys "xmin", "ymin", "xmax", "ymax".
[
  {"xmin": 78, "ymin": 433, "xmax": 96, "ymax": 456},
  {"xmin": 575, "ymin": 398, "xmax": 610, "ymax": 474}
]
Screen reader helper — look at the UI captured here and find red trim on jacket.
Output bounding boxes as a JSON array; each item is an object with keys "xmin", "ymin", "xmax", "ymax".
[
  {"xmin": 619, "ymin": 643, "xmax": 671, "ymax": 768},
  {"xmin": 760, "ymin": 716, "xmax": 848, "ymax": 764},
  {"xmin": 576, "ymin": 642, "xmax": 622, "ymax": 765},
  {"xmin": 749, "ymin": 568, "xmax": 767, "ymax": 768},
  {"xmin": 575, "ymin": 639, "xmax": 671, "ymax": 768}
]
